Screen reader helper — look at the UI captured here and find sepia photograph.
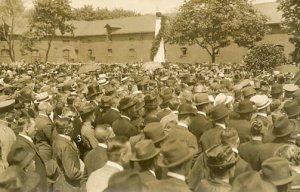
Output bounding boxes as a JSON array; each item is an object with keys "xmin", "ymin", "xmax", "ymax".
[{"xmin": 0, "ymin": 0, "xmax": 299, "ymax": 191}]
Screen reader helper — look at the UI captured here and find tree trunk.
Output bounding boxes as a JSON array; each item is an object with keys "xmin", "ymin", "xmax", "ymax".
[
  {"xmin": 7, "ymin": 42, "xmax": 15, "ymax": 62},
  {"xmin": 211, "ymin": 51, "xmax": 216, "ymax": 63},
  {"xmin": 45, "ymin": 38, "xmax": 52, "ymax": 63}
]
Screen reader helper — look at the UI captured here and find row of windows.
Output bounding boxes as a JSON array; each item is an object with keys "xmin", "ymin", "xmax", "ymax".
[{"xmin": 62, "ymin": 37, "xmax": 136, "ymax": 44}]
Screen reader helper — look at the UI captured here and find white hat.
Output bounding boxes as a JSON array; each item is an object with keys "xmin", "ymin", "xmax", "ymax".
[
  {"xmin": 250, "ymin": 95, "xmax": 272, "ymax": 110},
  {"xmin": 98, "ymin": 79, "xmax": 109, "ymax": 86},
  {"xmin": 34, "ymin": 92, "xmax": 52, "ymax": 103},
  {"xmin": 214, "ymin": 93, "xmax": 234, "ymax": 106},
  {"xmin": 98, "ymin": 74, "xmax": 107, "ymax": 79},
  {"xmin": 121, "ymin": 77, "xmax": 129, "ymax": 82}
]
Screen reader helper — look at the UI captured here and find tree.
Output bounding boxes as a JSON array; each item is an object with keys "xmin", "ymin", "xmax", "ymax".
[
  {"xmin": 165, "ymin": 0, "xmax": 269, "ymax": 63},
  {"xmin": 278, "ymin": 0, "xmax": 300, "ymax": 62},
  {"xmin": 0, "ymin": 0, "xmax": 25, "ymax": 62},
  {"xmin": 28, "ymin": 0, "xmax": 74, "ymax": 63},
  {"xmin": 72, "ymin": 6, "xmax": 140, "ymax": 21},
  {"xmin": 244, "ymin": 44, "xmax": 286, "ymax": 73}
]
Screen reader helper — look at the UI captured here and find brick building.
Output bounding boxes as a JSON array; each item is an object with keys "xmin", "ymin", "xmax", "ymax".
[{"xmin": 0, "ymin": 2, "xmax": 296, "ymax": 63}]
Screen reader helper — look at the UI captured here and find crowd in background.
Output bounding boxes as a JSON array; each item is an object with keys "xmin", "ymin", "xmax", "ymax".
[{"xmin": 0, "ymin": 61, "xmax": 299, "ymax": 192}]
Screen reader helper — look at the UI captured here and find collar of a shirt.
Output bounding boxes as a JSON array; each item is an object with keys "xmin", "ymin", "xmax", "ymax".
[
  {"xmin": 121, "ymin": 115, "xmax": 131, "ymax": 121},
  {"xmin": 59, "ymin": 134, "xmax": 71, "ymax": 141},
  {"xmin": 178, "ymin": 122, "xmax": 188, "ymax": 128},
  {"xmin": 19, "ymin": 133, "xmax": 34, "ymax": 143},
  {"xmin": 257, "ymin": 113, "xmax": 267, "ymax": 117},
  {"xmin": 111, "ymin": 107, "xmax": 120, "ymax": 112},
  {"xmin": 167, "ymin": 172, "xmax": 185, "ymax": 181},
  {"xmin": 215, "ymin": 123, "xmax": 226, "ymax": 129},
  {"xmin": 98, "ymin": 143, "xmax": 107, "ymax": 149},
  {"xmin": 106, "ymin": 161, "xmax": 124, "ymax": 171},
  {"xmin": 197, "ymin": 111, "xmax": 206, "ymax": 116}
]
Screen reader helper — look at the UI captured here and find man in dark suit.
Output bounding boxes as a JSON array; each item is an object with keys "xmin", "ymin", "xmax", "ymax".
[
  {"xmin": 35, "ymin": 101, "xmax": 56, "ymax": 163},
  {"xmin": 228, "ymin": 100, "xmax": 256, "ymax": 143},
  {"xmin": 238, "ymin": 120, "xmax": 264, "ymax": 170},
  {"xmin": 112, "ymin": 97, "xmax": 139, "ymax": 140},
  {"xmin": 148, "ymin": 139, "xmax": 196, "ymax": 192},
  {"xmin": 199, "ymin": 104, "xmax": 229, "ymax": 152},
  {"xmin": 7, "ymin": 116, "xmax": 47, "ymax": 192},
  {"xmin": 257, "ymin": 115, "xmax": 296, "ymax": 169},
  {"xmin": 98, "ymin": 96, "xmax": 120, "ymax": 126},
  {"xmin": 53, "ymin": 117, "xmax": 82, "ymax": 192},
  {"xmin": 156, "ymin": 88, "xmax": 173, "ymax": 120},
  {"xmin": 166, "ymin": 103, "xmax": 198, "ymax": 150},
  {"xmin": 189, "ymin": 93, "xmax": 213, "ymax": 142},
  {"xmin": 131, "ymin": 139, "xmax": 159, "ymax": 184}
]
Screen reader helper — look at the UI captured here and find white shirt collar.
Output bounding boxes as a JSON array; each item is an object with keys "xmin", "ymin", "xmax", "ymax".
[
  {"xmin": 197, "ymin": 111, "xmax": 206, "ymax": 116},
  {"xmin": 98, "ymin": 143, "xmax": 107, "ymax": 149},
  {"xmin": 149, "ymin": 170, "xmax": 156, "ymax": 177},
  {"xmin": 58, "ymin": 134, "xmax": 71, "ymax": 141},
  {"xmin": 111, "ymin": 107, "xmax": 120, "ymax": 112},
  {"xmin": 178, "ymin": 122, "xmax": 188, "ymax": 128},
  {"xmin": 106, "ymin": 161, "xmax": 123, "ymax": 171},
  {"xmin": 167, "ymin": 172, "xmax": 185, "ymax": 181},
  {"xmin": 38, "ymin": 113, "xmax": 48, "ymax": 118},
  {"xmin": 232, "ymin": 148, "xmax": 239, "ymax": 154},
  {"xmin": 215, "ymin": 123, "xmax": 226, "ymax": 129},
  {"xmin": 19, "ymin": 133, "xmax": 34, "ymax": 143},
  {"xmin": 172, "ymin": 111, "xmax": 178, "ymax": 114},
  {"xmin": 121, "ymin": 115, "xmax": 131, "ymax": 121},
  {"xmin": 257, "ymin": 112, "xmax": 267, "ymax": 117}
]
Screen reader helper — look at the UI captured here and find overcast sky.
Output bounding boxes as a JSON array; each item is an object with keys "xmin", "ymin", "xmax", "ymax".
[{"xmin": 23, "ymin": 0, "xmax": 276, "ymax": 14}]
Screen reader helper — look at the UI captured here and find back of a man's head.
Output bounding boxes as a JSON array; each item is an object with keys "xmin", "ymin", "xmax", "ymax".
[{"xmin": 107, "ymin": 136, "xmax": 131, "ymax": 165}]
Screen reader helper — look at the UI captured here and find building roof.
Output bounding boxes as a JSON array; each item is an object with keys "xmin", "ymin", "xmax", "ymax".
[
  {"xmin": 253, "ymin": 2, "xmax": 282, "ymax": 24},
  {"xmin": 69, "ymin": 15, "xmax": 156, "ymax": 36}
]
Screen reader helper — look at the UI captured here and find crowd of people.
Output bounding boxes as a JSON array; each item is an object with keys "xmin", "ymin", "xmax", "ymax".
[{"xmin": 0, "ymin": 61, "xmax": 299, "ymax": 192}]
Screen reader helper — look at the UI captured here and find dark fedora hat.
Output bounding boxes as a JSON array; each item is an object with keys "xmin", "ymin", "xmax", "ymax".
[
  {"xmin": 100, "ymin": 96, "xmax": 112, "ymax": 108},
  {"xmin": 79, "ymin": 102, "xmax": 97, "ymax": 116},
  {"xmin": 283, "ymin": 100, "xmax": 300, "ymax": 118},
  {"xmin": 118, "ymin": 97, "xmax": 137, "ymax": 111},
  {"xmin": 273, "ymin": 115, "xmax": 296, "ymax": 137},
  {"xmin": 130, "ymin": 140, "xmax": 160, "ymax": 161},
  {"xmin": 0, "ymin": 99, "xmax": 15, "ymax": 114},
  {"xmin": 194, "ymin": 93, "xmax": 210, "ymax": 106},
  {"xmin": 261, "ymin": 157, "xmax": 295, "ymax": 186},
  {"xmin": 271, "ymin": 83, "xmax": 283, "ymax": 95},
  {"xmin": 242, "ymin": 87, "xmax": 256, "ymax": 98},
  {"xmin": 211, "ymin": 104, "xmax": 229, "ymax": 121},
  {"xmin": 86, "ymin": 83, "xmax": 101, "ymax": 99},
  {"xmin": 178, "ymin": 103, "xmax": 196, "ymax": 116},
  {"xmin": 143, "ymin": 122, "xmax": 169, "ymax": 144},
  {"xmin": 157, "ymin": 139, "xmax": 196, "ymax": 168},
  {"xmin": 7, "ymin": 147, "xmax": 35, "ymax": 169},
  {"xmin": 0, "ymin": 166, "xmax": 40, "ymax": 192},
  {"xmin": 206, "ymin": 144, "xmax": 238, "ymax": 169},
  {"xmin": 235, "ymin": 100, "xmax": 256, "ymax": 114}
]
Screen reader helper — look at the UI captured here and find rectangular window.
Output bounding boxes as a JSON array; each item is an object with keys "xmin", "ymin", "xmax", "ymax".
[
  {"xmin": 75, "ymin": 49, "xmax": 79, "ymax": 55},
  {"xmin": 62, "ymin": 40, "xmax": 70, "ymax": 44},
  {"xmin": 31, "ymin": 49, "xmax": 39, "ymax": 57},
  {"xmin": 1, "ymin": 49, "xmax": 9, "ymax": 56},
  {"xmin": 63, "ymin": 49, "xmax": 70, "ymax": 60},
  {"xmin": 107, "ymin": 49, "xmax": 113, "ymax": 57},
  {"xmin": 88, "ymin": 49, "xmax": 93, "ymax": 56},
  {"xmin": 180, "ymin": 47, "xmax": 187, "ymax": 57},
  {"xmin": 129, "ymin": 37, "xmax": 135, "ymax": 41},
  {"xmin": 129, "ymin": 48, "xmax": 135, "ymax": 57}
]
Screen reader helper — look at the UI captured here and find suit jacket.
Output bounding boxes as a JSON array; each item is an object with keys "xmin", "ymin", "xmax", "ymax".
[
  {"xmin": 139, "ymin": 170, "xmax": 157, "ymax": 184},
  {"xmin": 199, "ymin": 125, "xmax": 223, "ymax": 153},
  {"xmin": 157, "ymin": 108, "xmax": 172, "ymax": 120},
  {"xmin": 0, "ymin": 121, "xmax": 16, "ymax": 168},
  {"xmin": 160, "ymin": 112, "xmax": 178, "ymax": 129},
  {"xmin": 112, "ymin": 117, "xmax": 138, "ymax": 139},
  {"xmin": 53, "ymin": 135, "xmax": 82, "ymax": 192},
  {"xmin": 35, "ymin": 114, "xmax": 56, "ymax": 162},
  {"xmin": 167, "ymin": 124, "xmax": 198, "ymax": 150},
  {"xmin": 189, "ymin": 113, "xmax": 213, "ymax": 142},
  {"xmin": 238, "ymin": 140, "xmax": 263, "ymax": 170},
  {"xmin": 148, "ymin": 176, "xmax": 192, "ymax": 192},
  {"xmin": 81, "ymin": 145, "xmax": 108, "ymax": 187},
  {"xmin": 86, "ymin": 162, "xmax": 123, "ymax": 192},
  {"xmin": 228, "ymin": 119, "xmax": 251, "ymax": 143},
  {"xmin": 195, "ymin": 179, "xmax": 231, "ymax": 192},
  {"xmin": 8, "ymin": 135, "xmax": 47, "ymax": 191},
  {"xmin": 100, "ymin": 108, "xmax": 121, "ymax": 126},
  {"xmin": 257, "ymin": 140, "xmax": 288, "ymax": 169}
]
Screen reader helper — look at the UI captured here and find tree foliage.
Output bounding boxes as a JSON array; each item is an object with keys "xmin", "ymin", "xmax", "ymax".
[
  {"xmin": 27, "ymin": 0, "xmax": 74, "ymax": 63},
  {"xmin": 244, "ymin": 44, "xmax": 286, "ymax": 72},
  {"xmin": 165, "ymin": 0, "xmax": 269, "ymax": 63},
  {"xmin": 278, "ymin": 0, "xmax": 300, "ymax": 62},
  {"xmin": 0, "ymin": 0, "xmax": 25, "ymax": 62},
  {"xmin": 72, "ymin": 5, "xmax": 140, "ymax": 21}
]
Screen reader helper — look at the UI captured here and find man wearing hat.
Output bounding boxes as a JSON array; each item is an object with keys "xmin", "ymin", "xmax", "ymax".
[
  {"xmin": 144, "ymin": 94, "xmax": 160, "ymax": 124},
  {"xmin": 86, "ymin": 137, "xmax": 132, "ymax": 192},
  {"xmin": 147, "ymin": 139, "xmax": 196, "ymax": 192},
  {"xmin": 260, "ymin": 157, "xmax": 295, "ymax": 192},
  {"xmin": 242, "ymin": 86, "xmax": 256, "ymax": 100},
  {"xmin": 97, "ymin": 96, "xmax": 120, "ymax": 126},
  {"xmin": 130, "ymin": 140, "xmax": 159, "ymax": 184},
  {"xmin": 283, "ymin": 84, "xmax": 298, "ymax": 101},
  {"xmin": 156, "ymin": 88, "xmax": 173, "ymax": 120},
  {"xmin": 8, "ymin": 116, "xmax": 47, "ymax": 191},
  {"xmin": 228, "ymin": 100, "xmax": 256, "ymax": 143},
  {"xmin": 257, "ymin": 116, "xmax": 297, "ymax": 169},
  {"xmin": 0, "ymin": 100, "xmax": 16, "ymax": 169},
  {"xmin": 166, "ymin": 103, "xmax": 198, "ymax": 150},
  {"xmin": 189, "ymin": 93, "xmax": 213, "ymax": 142},
  {"xmin": 199, "ymin": 104, "xmax": 230, "ymax": 152},
  {"xmin": 250, "ymin": 94, "xmax": 273, "ymax": 143},
  {"xmin": 160, "ymin": 97, "xmax": 180, "ymax": 129},
  {"xmin": 194, "ymin": 144, "xmax": 239, "ymax": 192},
  {"xmin": 112, "ymin": 97, "xmax": 139, "ymax": 139}
]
